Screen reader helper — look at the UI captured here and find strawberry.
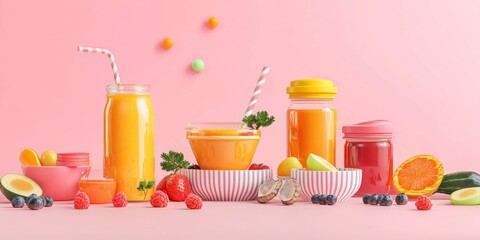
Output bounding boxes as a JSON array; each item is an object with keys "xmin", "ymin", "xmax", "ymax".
[
  {"xmin": 159, "ymin": 151, "xmax": 193, "ymax": 201},
  {"xmin": 166, "ymin": 174, "xmax": 192, "ymax": 201},
  {"xmin": 248, "ymin": 163, "xmax": 270, "ymax": 170},
  {"xmin": 156, "ymin": 175, "xmax": 169, "ymax": 194}
]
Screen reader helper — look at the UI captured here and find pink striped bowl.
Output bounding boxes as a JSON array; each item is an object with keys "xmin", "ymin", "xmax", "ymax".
[
  {"xmin": 179, "ymin": 169, "xmax": 272, "ymax": 201},
  {"xmin": 291, "ymin": 168, "xmax": 362, "ymax": 202}
]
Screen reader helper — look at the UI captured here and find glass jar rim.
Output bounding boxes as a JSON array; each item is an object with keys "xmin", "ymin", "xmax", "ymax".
[{"xmin": 106, "ymin": 84, "xmax": 150, "ymax": 94}]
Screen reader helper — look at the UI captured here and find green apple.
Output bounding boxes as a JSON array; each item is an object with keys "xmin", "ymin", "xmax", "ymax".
[
  {"xmin": 306, "ymin": 153, "xmax": 337, "ymax": 172},
  {"xmin": 450, "ymin": 187, "xmax": 480, "ymax": 205}
]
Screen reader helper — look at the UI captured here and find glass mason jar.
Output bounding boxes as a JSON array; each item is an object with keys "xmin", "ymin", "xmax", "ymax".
[
  {"xmin": 286, "ymin": 79, "xmax": 338, "ymax": 167},
  {"xmin": 104, "ymin": 84, "xmax": 155, "ymax": 201},
  {"xmin": 343, "ymin": 120, "xmax": 393, "ymax": 196}
]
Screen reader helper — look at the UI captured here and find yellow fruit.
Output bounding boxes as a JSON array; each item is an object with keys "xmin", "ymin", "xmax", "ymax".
[
  {"xmin": 393, "ymin": 154, "xmax": 444, "ymax": 197},
  {"xmin": 19, "ymin": 148, "xmax": 41, "ymax": 166},
  {"xmin": 40, "ymin": 150, "xmax": 57, "ymax": 166},
  {"xmin": 277, "ymin": 157, "xmax": 303, "ymax": 177}
]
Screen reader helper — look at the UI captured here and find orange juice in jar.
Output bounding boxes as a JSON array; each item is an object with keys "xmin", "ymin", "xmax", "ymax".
[
  {"xmin": 286, "ymin": 79, "xmax": 338, "ymax": 167},
  {"xmin": 104, "ymin": 84, "xmax": 155, "ymax": 201}
]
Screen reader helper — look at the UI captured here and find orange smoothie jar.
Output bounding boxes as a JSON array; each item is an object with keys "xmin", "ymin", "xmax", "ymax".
[
  {"xmin": 286, "ymin": 79, "xmax": 338, "ymax": 167},
  {"xmin": 104, "ymin": 84, "xmax": 155, "ymax": 201}
]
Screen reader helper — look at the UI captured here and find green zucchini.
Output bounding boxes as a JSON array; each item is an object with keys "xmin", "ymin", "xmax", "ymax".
[{"xmin": 436, "ymin": 171, "xmax": 480, "ymax": 195}]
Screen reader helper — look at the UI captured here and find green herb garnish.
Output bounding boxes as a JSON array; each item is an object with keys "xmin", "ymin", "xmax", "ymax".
[
  {"xmin": 160, "ymin": 151, "xmax": 191, "ymax": 172},
  {"xmin": 137, "ymin": 179, "xmax": 155, "ymax": 200},
  {"xmin": 242, "ymin": 111, "xmax": 275, "ymax": 130}
]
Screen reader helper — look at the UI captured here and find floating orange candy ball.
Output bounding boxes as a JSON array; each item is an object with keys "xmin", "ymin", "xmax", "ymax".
[
  {"xmin": 162, "ymin": 37, "xmax": 174, "ymax": 49},
  {"xmin": 207, "ymin": 16, "xmax": 219, "ymax": 28}
]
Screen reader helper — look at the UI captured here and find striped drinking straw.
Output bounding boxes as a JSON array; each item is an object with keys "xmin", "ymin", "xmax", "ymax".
[
  {"xmin": 244, "ymin": 66, "xmax": 270, "ymax": 117},
  {"xmin": 77, "ymin": 46, "xmax": 121, "ymax": 85}
]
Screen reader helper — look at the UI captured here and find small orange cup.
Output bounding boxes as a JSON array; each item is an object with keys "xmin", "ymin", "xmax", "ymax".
[{"xmin": 78, "ymin": 179, "xmax": 116, "ymax": 204}]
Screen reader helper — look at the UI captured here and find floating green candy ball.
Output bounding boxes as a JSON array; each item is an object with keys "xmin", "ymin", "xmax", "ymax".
[{"xmin": 191, "ymin": 59, "xmax": 205, "ymax": 72}]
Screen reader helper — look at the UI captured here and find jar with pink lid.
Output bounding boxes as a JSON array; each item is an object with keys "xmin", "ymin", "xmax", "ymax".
[{"xmin": 342, "ymin": 120, "xmax": 393, "ymax": 196}]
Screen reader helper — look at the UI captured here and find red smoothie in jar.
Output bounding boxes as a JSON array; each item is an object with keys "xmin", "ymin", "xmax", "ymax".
[{"xmin": 343, "ymin": 120, "xmax": 393, "ymax": 196}]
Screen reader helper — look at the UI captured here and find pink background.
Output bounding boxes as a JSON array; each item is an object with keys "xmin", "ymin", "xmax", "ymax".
[{"xmin": 2, "ymin": 1, "xmax": 480, "ymax": 179}]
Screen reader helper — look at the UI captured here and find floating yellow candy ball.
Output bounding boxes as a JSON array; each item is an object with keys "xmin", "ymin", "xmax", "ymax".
[
  {"xmin": 162, "ymin": 37, "xmax": 174, "ymax": 49},
  {"xmin": 207, "ymin": 16, "xmax": 219, "ymax": 28}
]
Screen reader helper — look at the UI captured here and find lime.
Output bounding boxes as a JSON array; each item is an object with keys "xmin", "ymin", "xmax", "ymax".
[{"xmin": 306, "ymin": 153, "xmax": 337, "ymax": 172}]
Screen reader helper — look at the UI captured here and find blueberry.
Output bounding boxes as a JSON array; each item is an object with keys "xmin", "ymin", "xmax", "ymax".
[
  {"xmin": 27, "ymin": 197, "xmax": 44, "ymax": 210},
  {"xmin": 362, "ymin": 194, "xmax": 371, "ymax": 204},
  {"xmin": 11, "ymin": 196, "xmax": 25, "ymax": 208},
  {"xmin": 368, "ymin": 194, "xmax": 380, "ymax": 205},
  {"xmin": 318, "ymin": 194, "xmax": 327, "ymax": 205},
  {"xmin": 26, "ymin": 194, "xmax": 38, "ymax": 203},
  {"xmin": 44, "ymin": 196, "xmax": 54, "ymax": 207},
  {"xmin": 311, "ymin": 194, "xmax": 321, "ymax": 204},
  {"xmin": 326, "ymin": 195, "xmax": 337, "ymax": 205},
  {"xmin": 379, "ymin": 195, "xmax": 393, "ymax": 206},
  {"xmin": 395, "ymin": 193, "xmax": 408, "ymax": 205}
]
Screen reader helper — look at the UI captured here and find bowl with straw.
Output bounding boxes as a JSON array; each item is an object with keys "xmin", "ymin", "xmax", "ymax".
[{"xmin": 186, "ymin": 67, "xmax": 271, "ymax": 170}]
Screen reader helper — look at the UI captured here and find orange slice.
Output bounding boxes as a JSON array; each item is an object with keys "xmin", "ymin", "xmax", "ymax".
[
  {"xmin": 393, "ymin": 155, "xmax": 444, "ymax": 197},
  {"xmin": 19, "ymin": 148, "xmax": 41, "ymax": 166}
]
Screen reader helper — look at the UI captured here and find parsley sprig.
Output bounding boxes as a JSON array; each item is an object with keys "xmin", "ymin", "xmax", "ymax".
[
  {"xmin": 242, "ymin": 111, "xmax": 275, "ymax": 130},
  {"xmin": 160, "ymin": 151, "xmax": 191, "ymax": 172},
  {"xmin": 137, "ymin": 179, "xmax": 155, "ymax": 200}
]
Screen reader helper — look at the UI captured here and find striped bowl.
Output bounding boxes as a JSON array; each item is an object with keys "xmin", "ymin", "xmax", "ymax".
[
  {"xmin": 179, "ymin": 169, "xmax": 272, "ymax": 201},
  {"xmin": 291, "ymin": 168, "xmax": 362, "ymax": 202}
]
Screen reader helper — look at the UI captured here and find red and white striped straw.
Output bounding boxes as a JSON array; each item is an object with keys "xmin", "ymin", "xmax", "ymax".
[
  {"xmin": 77, "ymin": 46, "xmax": 121, "ymax": 85},
  {"xmin": 244, "ymin": 66, "xmax": 270, "ymax": 117}
]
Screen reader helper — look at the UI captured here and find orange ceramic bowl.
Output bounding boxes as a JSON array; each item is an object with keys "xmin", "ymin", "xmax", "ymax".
[
  {"xmin": 186, "ymin": 123, "xmax": 260, "ymax": 170},
  {"xmin": 78, "ymin": 179, "xmax": 116, "ymax": 204},
  {"xmin": 22, "ymin": 165, "xmax": 91, "ymax": 201}
]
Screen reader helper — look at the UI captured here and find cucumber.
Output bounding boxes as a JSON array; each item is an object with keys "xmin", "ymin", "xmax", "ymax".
[{"xmin": 436, "ymin": 171, "xmax": 480, "ymax": 195}]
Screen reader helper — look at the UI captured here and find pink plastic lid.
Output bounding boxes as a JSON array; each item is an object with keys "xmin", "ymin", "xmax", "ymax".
[{"xmin": 342, "ymin": 120, "xmax": 393, "ymax": 139}]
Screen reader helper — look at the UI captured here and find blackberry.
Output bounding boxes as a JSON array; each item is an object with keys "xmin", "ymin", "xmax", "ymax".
[
  {"xmin": 362, "ymin": 194, "xmax": 371, "ymax": 204},
  {"xmin": 326, "ymin": 195, "xmax": 337, "ymax": 205},
  {"xmin": 188, "ymin": 164, "xmax": 201, "ymax": 170},
  {"xmin": 395, "ymin": 193, "xmax": 408, "ymax": 205},
  {"xmin": 11, "ymin": 196, "xmax": 25, "ymax": 208}
]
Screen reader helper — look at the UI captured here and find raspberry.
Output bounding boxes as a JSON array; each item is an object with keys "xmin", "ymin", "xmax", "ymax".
[
  {"xmin": 415, "ymin": 195, "xmax": 432, "ymax": 210},
  {"xmin": 150, "ymin": 191, "xmax": 169, "ymax": 208},
  {"xmin": 112, "ymin": 192, "xmax": 128, "ymax": 207},
  {"xmin": 74, "ymin": 192, "xmax": 90, "ymax": 210},
  {"xmin": 185, "ymin": 193, "xmax": 202, "ymax": 210}
]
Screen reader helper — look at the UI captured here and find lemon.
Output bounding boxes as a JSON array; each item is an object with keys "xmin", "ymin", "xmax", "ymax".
[
  {"xmin": 40, "ymin": 150, "xmax": 57, "ymax": 166},
  {"xmin": 277, "ymin": 157, "xmax": 303, "ymax": 177},
  {"xmin": 306, "ymin": 153, "xmax": 337, "ymax": 172},
  {"xmin": 19, "ymin": 148, "xmax": 41, "ymax": 166}
]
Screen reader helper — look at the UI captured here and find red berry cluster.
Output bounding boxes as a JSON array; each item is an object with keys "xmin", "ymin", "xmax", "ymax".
[
  {"xmin": 74, "ymin": 192, "xmax": 90, "ymax": 210},
  {"xmin": 112, "ymin": 192, "xmax": 128, "ymax": 207},
  {"xmin": 185, "ymin": 193, "xmax": 203, "ymax": 209},
  {"xmin": 415, "ymin": 195, "xmax": 432, "ymax": 210},
  {"xmin": 150, "ymin": 191, "xmax": 169, "ymax": 208}
]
